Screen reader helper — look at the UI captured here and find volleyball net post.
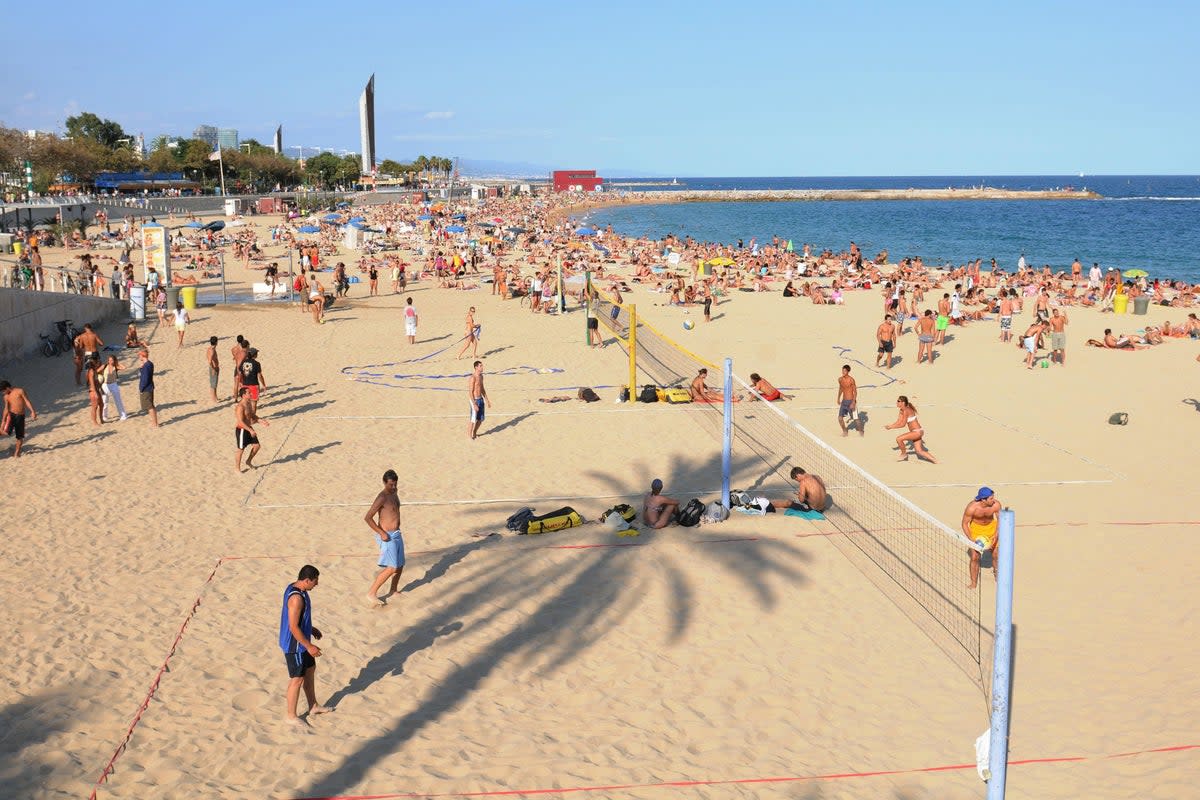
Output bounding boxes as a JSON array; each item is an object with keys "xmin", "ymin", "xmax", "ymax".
[
  {"xmin": 721, "ymin": 357, "xmax": 732, "ymax": 508},
  {"xmin": 627, "ymin": 304, "xmax": 637, "ymax": 397},
  {"xmin": 987, "ymin": 509, "xmax": 1015, "ymax": 799},
  {"xmin": 584, "ymin": 271, "xmax": 592, "ymax": 346}
]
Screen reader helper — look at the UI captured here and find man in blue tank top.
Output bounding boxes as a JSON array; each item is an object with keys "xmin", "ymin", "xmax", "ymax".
[{"xmin": 279, "ymin": 564, "xmax": 331, "ymax": 725}]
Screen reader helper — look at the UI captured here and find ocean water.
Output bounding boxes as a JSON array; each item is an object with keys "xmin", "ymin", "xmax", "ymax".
[{"xmin": 585, "ymin": 176, "xmax": 1200, "ymax": 282}]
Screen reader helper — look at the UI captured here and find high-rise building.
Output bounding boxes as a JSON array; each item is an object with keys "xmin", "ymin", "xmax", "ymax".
[
  {"xmin": 273, "ymin": 125, "xmax": 283, "ymax": 155},
  {"xmin": 359, "ymin": 74, "xmax": 375, "ymax": 175},
  {"xmin": 217, "ymin": 128, "xmax": 239, "ymax": 151},
  {"xmin": 193, "ymin": 125, "xmax": 218, "ymax": 149}
]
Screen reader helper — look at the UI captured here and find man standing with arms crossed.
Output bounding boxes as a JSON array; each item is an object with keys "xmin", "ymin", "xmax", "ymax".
[
  {"xmin": 279, "ymin": 564, "xmax": 331, "ymax": 726},
  {"xmin": 364, "ymin": 468, "xmax": 405, "ymax": 606},
  {"xmin": 836, "ymin": 365, "xmax": 859, "ymax": 436},
  {"xmin": 468, "ymin": 360, "xmax": 491, "ymax": 440}
]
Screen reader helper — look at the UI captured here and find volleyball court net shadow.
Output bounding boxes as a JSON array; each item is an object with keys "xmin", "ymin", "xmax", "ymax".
[{"xmin": 594, "ymin": 290, "xmax": 987, "ymax": 683}]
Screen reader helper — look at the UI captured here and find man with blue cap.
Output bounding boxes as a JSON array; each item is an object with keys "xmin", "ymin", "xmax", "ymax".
[
  {"xmin": 962, "ymin": 487, "xmax": 1001, "ymax": 588},
  {"xmin": 642, "ymin": 478, "xmax": 680, "ymax": 529}
]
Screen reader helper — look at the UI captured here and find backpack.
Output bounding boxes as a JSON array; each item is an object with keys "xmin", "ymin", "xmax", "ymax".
[
  {"xmin": 703, "ymin": 500, "xmax": 729, "ymax": 523},
  {"xmin": 524, "ymin": 506, "xmax": 584, "ymax": 535},
  {"xmin": 675, "ymin": 498, "xmax": 705, "ymax": 527},
  {"xmin": 578, "ymin": 387, "xmax": 600, "ymax": 403},
  {"xmin": 639, "ymin": 384, "xmax": 658, "ymax": 403},
  {"xmin": 505, "ymin": 507, "xmax": 535, "ymax": 533},
  {"xmin": 600, "ymin": 503, "xmax": 637, "ymax": 524}
]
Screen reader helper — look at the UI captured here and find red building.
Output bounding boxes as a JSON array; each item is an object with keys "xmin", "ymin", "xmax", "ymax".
[{"xmin": 551, "ymin": 169, "xmax": 603, "ymax": 192}]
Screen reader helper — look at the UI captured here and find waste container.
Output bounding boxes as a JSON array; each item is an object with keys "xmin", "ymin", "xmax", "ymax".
[
  {"xmin": 181, "ymin": 286, "xmax": 198, "ymax": 309},
  {"xmin": 1132, "ymin": 295, "xmax": 1150, "ymax": 315},
  {"xmin": 129, "ymin": 284, "xmax": 146, "ymax": 321},
  {"xmin": 166, "ymin": 285, "xmax": 181, "ymax": 311},
  {"xmin": 1113, "ymin": 293, "xmax": 1129, "ymax": 314}
]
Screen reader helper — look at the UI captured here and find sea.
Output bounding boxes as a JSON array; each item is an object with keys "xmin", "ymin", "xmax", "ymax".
[{"xmin": 584, "ymin": 176, "xmax": 1200, "ymax": 283}]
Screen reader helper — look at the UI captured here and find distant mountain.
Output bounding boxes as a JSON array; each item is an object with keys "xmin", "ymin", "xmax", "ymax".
[{"xmin": 457, "ymin": 157, "xmax": 662, "ymax": 179}]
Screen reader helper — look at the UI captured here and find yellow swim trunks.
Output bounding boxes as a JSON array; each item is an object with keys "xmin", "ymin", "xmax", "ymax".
[{"xmin": 969, "ymin": 517, "xmax": 999, "ymax": 549}]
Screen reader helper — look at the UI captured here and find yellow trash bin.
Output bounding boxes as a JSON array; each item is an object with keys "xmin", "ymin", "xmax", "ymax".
[
  {"xmin": 181, "ymin": 286, "xmax": 198, "ymax": 310},
  {"xmin": 1113, "ymin": 293, "xmax": 1129, "ymax": 314}
]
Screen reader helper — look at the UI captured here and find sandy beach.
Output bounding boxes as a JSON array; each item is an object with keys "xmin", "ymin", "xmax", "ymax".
[{"xmin": 2, "ymin": 197, "xmax": 1198, "ymax": 800}]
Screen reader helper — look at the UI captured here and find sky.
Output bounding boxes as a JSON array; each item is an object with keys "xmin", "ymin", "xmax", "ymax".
[{"xmin": 3, "ymin": 1, "xmax": 1197, "ymax": 176}]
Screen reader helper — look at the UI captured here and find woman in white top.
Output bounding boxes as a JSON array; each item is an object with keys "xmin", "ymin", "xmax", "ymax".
[
  {"xmin": 101, "ymin": 354, "xmax": 128, "ymax": 421},
  {"xmin": 174, "ymin": 304, "xmax": 189, "ymax": 348},
  {"xmin": 885, "ymin": 395, "xmax": 937, "ymax": 463}
]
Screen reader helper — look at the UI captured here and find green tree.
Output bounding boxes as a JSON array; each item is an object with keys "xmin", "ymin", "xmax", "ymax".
[
  {"xmin": 64, "ymin": 112, "xmax": 128, "ymax": 148},
  {"xmin": 304, "ymin": 151, "xmax": 342, "ymax": 189}
]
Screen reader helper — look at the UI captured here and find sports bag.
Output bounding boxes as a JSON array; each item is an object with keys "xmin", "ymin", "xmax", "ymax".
[
  {"xmin": 639, "ymin": 384, "xmax": 658, "ymax": 403},
  {"xmin": 600, "ymin": 503, "xmax": 637, "ymax": 524},
  {"xmin": 703, "ymin": 500, "xmax": 729, "ymax": 523},
  {"xmin": 523, "ymin": 506, "xmax": 584, "ymax": 535},
  {"xmin": 675, "ymin": 498, "xmax": 705, "ymax": 527},
  {"xmin": 663, "ymin": 388, "xmax": 691, "ymax": 404}
]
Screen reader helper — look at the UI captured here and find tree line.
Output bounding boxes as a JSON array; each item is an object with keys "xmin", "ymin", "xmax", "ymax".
[{"xmin": 0, "ymin": 111, "xmax": 455, "ymax": 194}]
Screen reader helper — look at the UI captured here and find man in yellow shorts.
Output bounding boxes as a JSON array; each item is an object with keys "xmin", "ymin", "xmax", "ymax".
[{"xmin": 962, "ymin": 486, "xmax": 1001, "ymax": 588}]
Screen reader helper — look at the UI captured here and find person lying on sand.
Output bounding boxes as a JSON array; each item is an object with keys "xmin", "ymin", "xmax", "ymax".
[{"xmin": 1085, "ymin": 328, "xmax": 1147, "ymax": 349}]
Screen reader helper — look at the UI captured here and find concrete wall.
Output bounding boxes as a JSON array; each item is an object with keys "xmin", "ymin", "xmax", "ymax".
[{"xmin": 0, "ymin": 288, "xmax": 127, "ymax": 366}]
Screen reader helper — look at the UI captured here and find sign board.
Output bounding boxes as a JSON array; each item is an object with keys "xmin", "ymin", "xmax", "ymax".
[{"xmin": 141, "ymin": 224, "xmax": 170, "ymax": 284}]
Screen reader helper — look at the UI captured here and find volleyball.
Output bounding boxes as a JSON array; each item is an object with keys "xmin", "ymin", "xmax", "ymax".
[{"xmin": 683, "ymin": 320, "xmax": 695, "ymax": 330}]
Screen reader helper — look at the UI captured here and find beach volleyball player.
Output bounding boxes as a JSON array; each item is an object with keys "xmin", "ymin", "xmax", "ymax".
[{"xmin": 962, "ymin": 487, "xmax": 1001, "ymax": 588}]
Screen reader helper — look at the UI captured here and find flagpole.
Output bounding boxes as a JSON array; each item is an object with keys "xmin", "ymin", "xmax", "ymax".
[{"xmin": 218, "ymin": 149, "xmax": 227, "ymax": 197}]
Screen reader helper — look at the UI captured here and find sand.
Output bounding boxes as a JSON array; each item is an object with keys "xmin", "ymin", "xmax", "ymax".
[{"xmin": 2, "ymin": 204, "xmax": 1198, "ymax": 800}]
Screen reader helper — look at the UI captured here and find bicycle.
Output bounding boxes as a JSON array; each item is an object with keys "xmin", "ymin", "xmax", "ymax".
[
  {"xmin": 39, "ymin": 333, "xmax": 60, "ymax": 358},
  {"xmin": 54, "ymin": 319, "xmax": 81, "ymax": 351}
]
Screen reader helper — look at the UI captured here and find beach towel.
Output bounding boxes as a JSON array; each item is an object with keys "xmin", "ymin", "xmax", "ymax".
[{"xmin": 783, "ymin": 507, "xmax": 827, "ymax": 521}]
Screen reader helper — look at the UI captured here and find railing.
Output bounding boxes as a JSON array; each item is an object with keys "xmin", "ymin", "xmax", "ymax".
[{"xmin": 0, "ymin": 258, "xmax": 121, "ymax": 297}]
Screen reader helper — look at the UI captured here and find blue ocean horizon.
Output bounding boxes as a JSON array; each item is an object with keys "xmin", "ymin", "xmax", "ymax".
[{"xmin": 587, "ymin": 175, "xmax": 1200, "ymax": 282}]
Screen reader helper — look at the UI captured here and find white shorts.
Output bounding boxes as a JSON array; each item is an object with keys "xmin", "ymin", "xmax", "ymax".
[
  {"xmin": 405, "ymin": 319, "xmax": 417, "ymax": 336},
  {"xmin": 1024, "ymin": 336, "xmax": 1036, "ymax": 353}
]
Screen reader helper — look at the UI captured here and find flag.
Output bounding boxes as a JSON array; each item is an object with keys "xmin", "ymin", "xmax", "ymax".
[{"xmin": 208, "ymin": 150, "xmax": 222, "ymax": 162}]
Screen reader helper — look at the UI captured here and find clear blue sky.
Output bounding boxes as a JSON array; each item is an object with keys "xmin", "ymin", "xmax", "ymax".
[{"xmin": 3, "ymin": 1, "xmax": 1196, "ymax": 176}]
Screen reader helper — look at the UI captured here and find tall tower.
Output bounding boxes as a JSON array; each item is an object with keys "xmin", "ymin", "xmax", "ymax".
[
  {"xmin": 273, "ymin": 125, "xmax": 283, "ymax": 155},
  {"xmin": 359, "ymin": 74, "xmax": 376, "ymax": 175}
]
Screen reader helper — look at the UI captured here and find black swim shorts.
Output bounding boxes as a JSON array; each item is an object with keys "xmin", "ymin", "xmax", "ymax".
[
  {"xmin": 284, "ymin": 650, "xmax": 315, "ymax": 678},
  {"xmin": 878, "ymin": 341, "xmax": 894, "ymax": 353}
]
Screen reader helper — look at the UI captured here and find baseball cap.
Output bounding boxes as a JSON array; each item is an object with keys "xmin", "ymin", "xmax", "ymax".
[
  {"xmin": 651, "ymin": 478, "xmax": 663, "ymax": 492},
  {"xmin": 975, "ymin": 486, "xmax": 994, "ymax": 501}
]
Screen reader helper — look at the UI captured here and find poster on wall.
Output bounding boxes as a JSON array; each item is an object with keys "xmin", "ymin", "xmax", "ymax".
[{"xmin": 141, "ymin": 224, "xmax": 170, "ymax": 284}]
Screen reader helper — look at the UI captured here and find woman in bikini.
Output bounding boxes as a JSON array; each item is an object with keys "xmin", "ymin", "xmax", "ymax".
[{"xmin": 885, "ymin": 395, "xmax": 937, "ymax": 463}]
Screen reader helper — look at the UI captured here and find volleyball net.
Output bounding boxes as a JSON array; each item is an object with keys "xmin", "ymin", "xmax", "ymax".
[{"xmin": 593, "ymin": 290, "xmax": 984, "ymax": 669}]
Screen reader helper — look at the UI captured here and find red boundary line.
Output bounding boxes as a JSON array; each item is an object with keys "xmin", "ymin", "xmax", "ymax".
[
  {"xmin": 88, "ymin": 522, "xmax": 1199, "ymax": 799},
  {"xmin": 287, "ymin": 745, "xmax": 1199, "ymax": 800}
]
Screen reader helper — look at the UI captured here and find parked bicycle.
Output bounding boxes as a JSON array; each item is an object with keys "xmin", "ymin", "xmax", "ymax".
[
  {"xmin": 54, "ymin": 319, "xmax": 82, "ymax": 351},
  {"xmin": 39, "ymin": 333, "xmax": 60, "ymax": 358}
]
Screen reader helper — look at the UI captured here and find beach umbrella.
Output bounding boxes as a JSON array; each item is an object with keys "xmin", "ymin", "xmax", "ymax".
[
  {"xmin": 1124, "ymin": 268, "xmax": 1149, "ymax": 278},
  {"xmin": 506, "ymin": 226, "xmax": 527, "ymax": 234},
  {"xmin": 451, "ymin": 213, "xmax": 467, "ymax": 220},
  {"xmin": 445, "ymin": 225, "xmax": 466, "ymax": 233},
  {"xmin": 575, "ymin": 226, "xmax": 596, "ymax": 236},
  {"xmin": 417, "ymin": 214, "xmax": 433, "ymax": 221},
  {"xmin": 185, "ymin": 220, "xmax": 205, "ymax": 228},
  {"xmin": 591, "ymin": 242, "xmax": 610, "ymax": 255},
  {"xmin": 708, "ymin": 257, "xmax": 735, "ymax": 267},
  {"xmin": 336, "ymin": 201, "xmax": 350, "ymax": 208},
  {"xmin": 477, "ymin": 221, "xmax": 496, "ymax": 229},
  {"xmin": 201, "ymin": 220, "xmax": 225, "ymax": 232},
  {"xmin": 323, "ymin": 213, "xmax": 342, "ymax": 222},
  {"xmin": 297, "ymin": 225, "xmax": 320, "ymax": 233},
  {"xmin": 348, "ymin": 216, "xmax": 366, "ymax": 223}
]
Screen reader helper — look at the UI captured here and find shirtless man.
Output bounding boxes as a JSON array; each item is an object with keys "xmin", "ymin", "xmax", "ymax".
[
  {"xmin": 935, "ymin": 293, "xmax": 951, "ymax": 345},
  {"xmin": 771, "ymin": 466, "xmax": 829, "ymax": 513},
  {"xmin": 1, "ymin": 380, "xmax": 37, "ymax": 458},
  {"xmin": 457, "ymin": 307, "xmax": 480, "ymax": 359},
  {"xmin": 962, "ymin": 487, "xmax": 1001, "ymax": 588},
  {"xmin": 688, "ymin": 368, "xmax": 727, "ymax": 402},
  {"xmin": 836, "ymin": 365, "xmax": 859, "ymax": 436},
  {"xmin": 468, "ymin": 360, "xmax": 491, "ymax": 440},
  {"xmin": 74, "ymin": 324, "xmax": 104, "ymax": 385},
  {"xmin": 875, "ymin": 314, "xmax": 897, "ymax": 368},
  {"xmin": 1086, "ymin": 328, "xmax": 1146, "ymax": 349},
  {"xmin": 231, "ymin": 335, "xmax": 248, "ymax": 398},
  {"xmin": 363, "ymin": 468, "xmax": 405, "ymax": 606},
  {"xmin": 1022, "ymin": 320, "xmax": 1047, "ymax": 368},
  {"xmin": 1047, "ymin": 308, "xmax": 1069, "ymax": 365},
  {"xmin": 642, "ymin": 478, "xmax": 680, "ymax": 529},
  {"xmin": 915, "ymin": 309, "xmax": 937, "ymax": 365},
  {"xmin": 234, "ymin": 385, "xmax": 269, "ymax": 472},
  {"xmin": 206, "ymin": 336, "xmax": 220, "ymax": 403},
  {"xmin": 998, "ymin": 290, "xmax": 1014, "ymax": 343}
]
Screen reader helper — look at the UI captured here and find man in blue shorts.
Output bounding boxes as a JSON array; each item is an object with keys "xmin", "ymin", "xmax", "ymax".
[
  {"xmin": 836, "ymin": 365, "xmax": 859, "ymax": 436},
  {"xmin": 279, "ymin": 564, "xmax": 331, "ymax": 726},
  {"xmin": 364, "ymin": 469, "xmax": 405, "ymax": 606},
  {"xmin": 468, "ymin": 359, "xmax": 491, "ymax": 440}
]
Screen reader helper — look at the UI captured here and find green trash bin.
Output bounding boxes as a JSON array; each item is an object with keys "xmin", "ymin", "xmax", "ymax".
[
  {"xmin": 1132, "ymin": 295, "xmax": 1150, "ymax": 315},
  {"xmin": 165, "ymin": 285, "xmax": 181, "ymax": 311}
]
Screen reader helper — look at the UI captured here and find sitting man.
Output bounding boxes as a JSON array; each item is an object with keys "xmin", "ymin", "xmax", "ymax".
[
  {"xmin": 642, "ymin": 478, "xmax": 680, "ymax": 529},
  {"xmin": 746, "ymin": 372, "xmax": 783, "ymax": 402},
  {"xmin": 688, "ymin": 368, "xmax": 737, "ymax": 403},
  {"xmin": 770, "ymin": 466, "xmax": 828, "ymax": 513}
]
